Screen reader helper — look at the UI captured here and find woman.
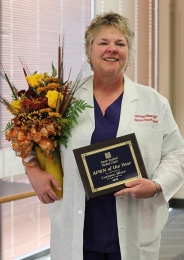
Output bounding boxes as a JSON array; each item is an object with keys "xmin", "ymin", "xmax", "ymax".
[{"xmin": 26, "ymin": 12, "xmax": 184, "ymax": 260}]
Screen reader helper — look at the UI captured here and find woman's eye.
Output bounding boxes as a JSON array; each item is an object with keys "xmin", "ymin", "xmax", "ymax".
[
  {"xmin": 100, "ymin": 42, "xmax": 107, "ymax": 45},
  {"xmin": 117, "ymin": 43, "xmax": 125, "ymax": 46}
]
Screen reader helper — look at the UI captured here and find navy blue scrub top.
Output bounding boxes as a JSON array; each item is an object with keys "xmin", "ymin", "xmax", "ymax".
[{"xmin": 83, "ymin": 93, "xmax": 123, "ymax": 253}]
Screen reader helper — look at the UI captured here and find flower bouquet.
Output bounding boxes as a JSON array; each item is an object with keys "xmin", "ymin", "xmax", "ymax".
[{"xmin": 0, "ymin": 43, "xmax": 90, "ymax": 198}]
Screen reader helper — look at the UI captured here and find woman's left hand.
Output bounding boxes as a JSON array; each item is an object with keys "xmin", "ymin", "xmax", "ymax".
[{"xmin": 114, "ymin": 178, "xmax": 157, "ymax": 199}]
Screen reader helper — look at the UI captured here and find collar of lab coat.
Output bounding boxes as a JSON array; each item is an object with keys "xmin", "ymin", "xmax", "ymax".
[{"xmin": 79, "ymin": 74, "xmax": 138, "ymax": 135}]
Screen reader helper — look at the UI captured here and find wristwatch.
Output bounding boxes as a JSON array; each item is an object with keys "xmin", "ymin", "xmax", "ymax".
[{"xmin": 153, "ymin": 181, "xmax": 162, "ymax": 197}]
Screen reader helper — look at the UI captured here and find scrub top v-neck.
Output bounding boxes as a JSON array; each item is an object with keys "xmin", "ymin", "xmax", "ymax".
[{"xmin": 83, "ymin": 92, "xmax": 123, "ymax": 253}]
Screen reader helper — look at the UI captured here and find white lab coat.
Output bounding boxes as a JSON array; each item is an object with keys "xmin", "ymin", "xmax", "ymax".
[{"xmin": 47, "ymin": 75, "xmax": 184, "ymax": 260}]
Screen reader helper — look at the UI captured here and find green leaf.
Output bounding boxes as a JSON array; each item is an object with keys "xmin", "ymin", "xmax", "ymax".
[
  {"xmin": 51, "ymin": 62, "xmax": 57, "ymax": 77},
  {"xmin": 3, "ymin": 121, "xmax": 13, "ymax": 132},
  {"xmin": 57, "ymin": 99, "xmax": 93, "ymax": 145},
  {"xmin": 58, "ymin": 135, "xmax": 68, "ymax": 148}
]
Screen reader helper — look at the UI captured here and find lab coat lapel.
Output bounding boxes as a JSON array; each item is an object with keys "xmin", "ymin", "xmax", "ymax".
[
  {"xmin": 78, "ymin": 75, "xmax": 138, "ymax": 133},
  {"xmin": 117, "ymin": 75, "xmax": 138, "ymax": 136},
  {"xmin": 79, "ymin": 76, "xmax": 95, "ymax": 124}
]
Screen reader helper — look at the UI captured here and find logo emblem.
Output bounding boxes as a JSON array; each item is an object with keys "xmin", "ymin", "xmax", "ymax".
[{"xmin": 105, "ymin": 152, "xmax": 111, "ymax": 159}]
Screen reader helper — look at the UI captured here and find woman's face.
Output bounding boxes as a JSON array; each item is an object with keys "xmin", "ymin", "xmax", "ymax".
[{"xmin": 89, "ymin": 26, "xmax": 129, "ymax": 77}]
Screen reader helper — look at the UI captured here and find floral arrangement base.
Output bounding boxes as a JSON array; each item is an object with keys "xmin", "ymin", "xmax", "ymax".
[{"xmin": 35, "ymin": 147, "xmax": 63, "ymax": 198}]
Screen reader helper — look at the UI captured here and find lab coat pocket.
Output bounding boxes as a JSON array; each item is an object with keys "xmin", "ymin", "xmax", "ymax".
[
  {"xmin": 135, "ymin": 127, "xmax": 163, "ymax": 160},
  {"xmin": 138, "ymin": 197, "xmax": 169, "ymax": 246}
]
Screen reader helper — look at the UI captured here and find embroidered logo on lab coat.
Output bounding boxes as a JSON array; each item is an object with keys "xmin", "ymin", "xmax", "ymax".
[{"xmin": 134, "ymin": 114, "xmax": 158, "ymax": 124}]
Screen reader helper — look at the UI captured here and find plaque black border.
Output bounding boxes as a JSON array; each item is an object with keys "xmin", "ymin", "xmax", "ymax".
[{"xmin": 73, "ymin": 133, "xmax": 148, "ymax": 200}]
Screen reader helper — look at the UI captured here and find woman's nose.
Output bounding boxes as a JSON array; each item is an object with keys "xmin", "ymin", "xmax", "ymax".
[{"xmin": 106, "ymin": 43, "xmax": 117, "ymax": 53}]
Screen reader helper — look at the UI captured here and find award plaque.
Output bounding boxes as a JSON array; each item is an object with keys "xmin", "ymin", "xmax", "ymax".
[{"xmin": 73, "ymin": 133, "xmax": 148, "ymax": 200}]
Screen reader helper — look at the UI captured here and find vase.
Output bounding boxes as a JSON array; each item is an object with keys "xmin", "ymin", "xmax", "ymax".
[{"xmin": 35, "ymin": 147, "xmax": 63, "ymax": 198}]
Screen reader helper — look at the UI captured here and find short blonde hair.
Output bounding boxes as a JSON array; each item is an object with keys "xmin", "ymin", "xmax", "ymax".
[{"xmin": 85, "ymin": 12, "xmax": 135, "ymax": 59}]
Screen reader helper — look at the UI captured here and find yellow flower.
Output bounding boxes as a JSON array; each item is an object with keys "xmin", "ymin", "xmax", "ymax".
[
  {"xmin": 10, "ymin": 99, "xmax": 22, "ymax": 113},
  {"xmin": 46, "ymin": 90, "xmax": 63, "ymax": 109},
  {"xmin": 48, "ymin": 112, "xmax": 61, "ymax": 117},
  {"xmin": 26, "ymin": 74, "xmax": 43, "ymax": 87}
]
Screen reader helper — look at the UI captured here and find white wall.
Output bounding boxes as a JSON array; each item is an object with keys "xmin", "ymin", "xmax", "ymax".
[{"xmin": 0, "ymin": 149, "xmax": 25, "ymax": 178}]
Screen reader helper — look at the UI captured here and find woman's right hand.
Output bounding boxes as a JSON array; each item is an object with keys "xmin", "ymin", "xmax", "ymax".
[{"xmin": 26, "ymin": 163, "xmax": 61, "ymax": 204}]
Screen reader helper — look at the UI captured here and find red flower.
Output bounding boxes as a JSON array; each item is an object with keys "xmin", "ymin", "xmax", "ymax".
[
  {"xmin": 25, "ymin": 89, "xmax": 37, "ymax": 98},
  {"xmin": 13, "ymin": 114, "xmax": 27, "ymax": 127},
  {"xmin": 22, "ymin": 97, "xmax": 48, "ymax": 112},
  {"xmin": 17, "ymin": 90, "xmax": 26, "ymax": 97}
]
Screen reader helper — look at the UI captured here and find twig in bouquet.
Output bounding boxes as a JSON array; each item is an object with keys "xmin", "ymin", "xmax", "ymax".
[
  {"xmin": 0, "ymin": 71, "xmax": 19, "ymax": 97},
  {"xmin": 60, "ymin": 61, "xmax": 87, "ymax": 115},
  {"xmin": 58, "ymin": 35, "xmax": 61, "ymax": 88},
  {"xmin": 18, "ymin": 56, "xmax": 31, "ymax": 77},
  {"xmin": 22, "ymin": 57, "xmax": 31, "ymax": 75},
  {"xmin": 56, "ymin": 35, "xmax": 65, "ymax": 113},
  {"xmin": 56, "ymin": 91, "xmax": 63, "ymax": 113},
  {"xmin": 67, "ymin": 67, "xmax": 72, "ymax": 82},
  {"xmin": 0, "ymin": 95, "xmax": 17, "ymax": 115},
  {"xmin": 24, "ymin": 61, "xmax": 31, "ymax": 76},
  {"xmin": 58, "ymin": 35, "xmax": 64, "ymax": 88},
  {"xmin": 0, "ymin": 71, "xmax": 6, "ymax": 80},
  {"xmin": 71, "ymin": 60, "xmax": 87, "ymax": 93},
  {"xmin": 59, "ymin": 82, "xmax": 70, "ymax": 114},
  {"xmin": 58, "ymin": 67, "xmax": 72, "ymax": 114},
  {"xmin": 0, "ymin": 62, "xmax": 18, "ymax": 100},
  {"xmin": 60, "ymin": 35, "xmax": 64, "ymax": 84}
]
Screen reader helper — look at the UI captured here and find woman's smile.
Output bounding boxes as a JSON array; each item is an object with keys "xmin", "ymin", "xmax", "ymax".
[{"xmin": 103, "ymin": 57, "xmax": 119, "ymax": 62}]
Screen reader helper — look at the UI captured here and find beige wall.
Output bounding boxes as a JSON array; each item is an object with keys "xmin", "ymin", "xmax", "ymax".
[
  {"xmin": 158, "ymin": 0, "xmax": 171, "ymax": 100},
  {"xmin": 158, "ymin": 0, "xmax": 184, "ymax": 137},
  {"xmin": 147, "ymin": 0, "xmax": 184, "ymax": 198},
  {"xmin": 170, "ymin": 0, "xmax": 184, "ymax": 137},
  {"xmin": 158, "ymin": 0, "xmax": 184, "ymax": 199}
]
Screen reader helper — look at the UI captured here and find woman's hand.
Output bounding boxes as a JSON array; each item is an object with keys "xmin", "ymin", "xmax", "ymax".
[
  {"xmin": 114, "ymin": 178, "xmax": 159, "ymax": 199},
  {"xmin": 26, "ymin": 164, "xmax": 61, "ymax": 204}
]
